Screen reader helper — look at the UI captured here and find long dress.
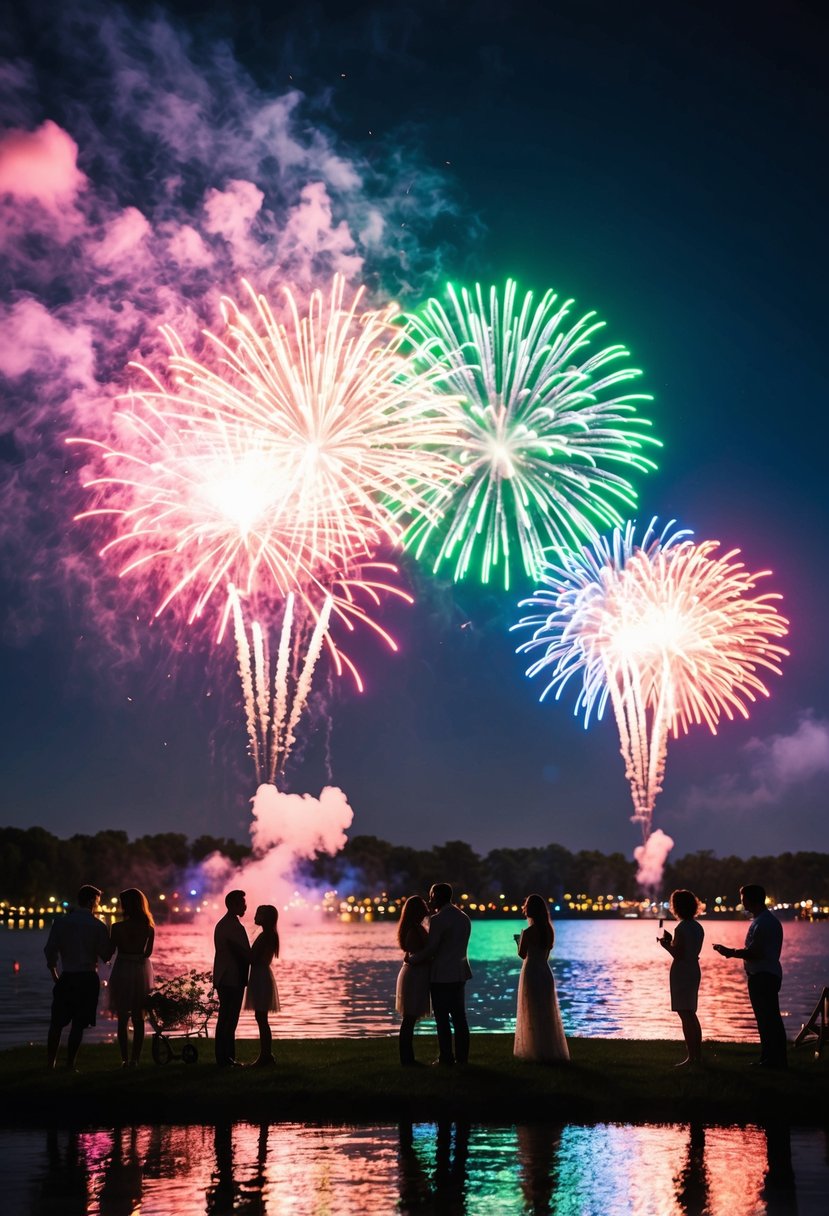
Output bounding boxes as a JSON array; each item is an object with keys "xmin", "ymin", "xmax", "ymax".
[
  {"xmin": 514, "ymin": 931, "xmax": 569, "ymax": 1063},
  {"xmin": 108, "ymin": 921, "xmax": 154, "ymax": 1015},
  {"xmin": 245, "ymin": 932, "xmax": 280, "ymax": 1013},
  {"xmin": 669, "ymin": 918, "xmax": 704, "ymax": 1012},
  {"xmin": 395, "ymin": 924, "xmax": 431, "ymax": 1019}
]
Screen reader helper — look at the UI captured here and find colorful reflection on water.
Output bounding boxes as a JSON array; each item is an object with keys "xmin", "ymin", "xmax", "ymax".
[
  {"xmin": 2, "ymin": 918, "xmax": 827, "ymax": 1048},
  {"xmin": 2, "ymin": 1120, "xmax": 826, "ymax": 1215}
]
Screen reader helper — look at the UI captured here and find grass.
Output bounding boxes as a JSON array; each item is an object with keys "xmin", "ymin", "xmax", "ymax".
[{"xmin": 1, "ymin": 1036, "xmax": 826, "ymax": 1127}]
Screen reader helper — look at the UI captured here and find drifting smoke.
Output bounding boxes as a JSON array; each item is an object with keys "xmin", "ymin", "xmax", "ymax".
[
  {"xmin": 633, "ymin": 827, "xmax": 675, "ymax": 890},
  {"xmin": 202, "ymin": 783, "xmax": 354, "ymax": 914}
]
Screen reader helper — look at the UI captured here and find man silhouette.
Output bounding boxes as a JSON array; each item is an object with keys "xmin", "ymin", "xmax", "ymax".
[
  {"xmin": 212, "ymin": 890, "xmax": 250, "ymax": 1066},
  {"xmin": 408, "ymin": 882, "xmax": 472, "ymax": 1065},
  {"xmin": 44, "ymin": 884, "xmax": 113, "ymax": 1069},
  {"xmin": 714, "ymin": 883, "xmax": 787, "ymax": 1069}
]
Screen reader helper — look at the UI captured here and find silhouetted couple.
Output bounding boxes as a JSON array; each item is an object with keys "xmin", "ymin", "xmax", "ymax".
[
  {"xmin": 399, "ymin": 882, "xmax": 472, "ymax": 1066},
  {"xmin": 44, "ymin": 884, "xmax": 155, "ymax": 1070},
  {"xmin": 657, "ymin": 881, "xmax": 787, "ymax": 1070},
  {"xmin": 213, "ymin": 890, "xmax": 280, "ymax": 1067}
]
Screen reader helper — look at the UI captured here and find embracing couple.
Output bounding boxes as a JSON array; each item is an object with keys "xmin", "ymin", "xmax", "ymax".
[{"xmin": 397, "ymin": 882, "xmax": 472, "ymax": 1067}]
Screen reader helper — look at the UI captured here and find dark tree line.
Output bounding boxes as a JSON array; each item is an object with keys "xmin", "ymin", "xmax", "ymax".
[
  {"xmin": 0, "ymin": 826, "xmax": 251, "ymax": 906},
  {"xmin": 2, "ymin": 825, "xmax": 826, "ymax": 907},
  {"xmin": 300, "ymin": 835, "xmax": 829, "ymax": 905}
]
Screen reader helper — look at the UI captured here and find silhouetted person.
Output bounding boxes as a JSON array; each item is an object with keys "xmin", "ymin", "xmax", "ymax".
[
  {"xmin": 244, "ymin": 904, "xmax": 280, "ymax": 1067},
  {"xmin": 44, "ymin": 883, "xmax": 113, "ymax": 1070},
  {"xmin": 407, "ymin": 882, "xmax": 471, "ymax": 1066},
  {"xmin": 396, "ymin": 895, "xmax": 431, "ymax": 1066},
  {"xmin": 714, "ymin": 883, "xmax": 787, "ymax": 1069},
  {"xmin": 514, "ymin": 893, "xmax": 569, "ymax": 1063},
  {"xmin": 212, "ymin": 890, "xmax": 250, "ymax": 1067},
  {"xmin": 658, "ymin": 888, "xmax": 704, "ymax": 1066},
  {"xmin": 108, "ymin": 887, "xmax": 155, "ymax": 1068}
]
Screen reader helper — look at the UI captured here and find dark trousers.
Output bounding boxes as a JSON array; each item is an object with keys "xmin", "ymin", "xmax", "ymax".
[
  {"xmin": 215, "ymin": 985, "xmax": 245, "ymax": 1065},
  {"xmin": 748, "ymin": 972, "xmax": 787, "ymax": 1067},
  {"xmin": 399, "ymin": 1015, "xmax": 417, "ymax": 1064},
  {"xmin": 430, "ymin": 981, "xmax": 469, "ymax": 1064}
]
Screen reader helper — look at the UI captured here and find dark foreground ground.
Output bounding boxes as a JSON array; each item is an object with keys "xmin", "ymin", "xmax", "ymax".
[{"xmin": 1, "ymin": 1037, "xmax": 826, "ymax": 1127}]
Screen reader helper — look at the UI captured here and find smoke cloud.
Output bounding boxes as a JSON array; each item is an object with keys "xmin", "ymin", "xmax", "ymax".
[
  {"xmin": 682, "ymin": 712, "xmax": 829, "ymax": 815},
  {"xmin": 633, "ymin": 828, "xmax": 675, "ymax": 890},
  {"xmin": 202, "ymin": 783, "xmax": 354, "ymax": 913}
]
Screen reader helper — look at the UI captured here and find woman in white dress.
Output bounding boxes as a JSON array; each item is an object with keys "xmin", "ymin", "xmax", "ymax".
[
  {"xmin": 514, "ymin": 893, "xmax": 569, "ymax": 1064},
  {"xmin": 658, "ymin": 888, "xmax": 704, "ymax": 1066},
  {"xmin": 108, "ymin": 888, "xmax": 155, "ymax": 1067},
  {"xmin": 245, "ymin": 904, "xmax": 280, "ymax": 1067},
  {"xmin": 395, "ymin": 895, "xmax": 431, "ymax": 1066}
]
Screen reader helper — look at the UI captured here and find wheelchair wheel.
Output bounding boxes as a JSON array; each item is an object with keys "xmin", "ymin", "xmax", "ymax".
[
  {"xmin": 182, "ymin": 1041, "xmax": 199, "ymax": 1065},
  {"xmin": 152, "ymin": 1034, "xmax": 172, "ymax": 1066}
]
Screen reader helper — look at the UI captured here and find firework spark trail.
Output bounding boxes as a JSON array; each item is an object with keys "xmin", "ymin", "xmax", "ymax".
[
  {"xmin": 269, "ymin": 592, "xmax": 295, "ymax": 784},
  {"xmin": 402, "ymin": 280, "xmax": 661, "ymax": 589},
  {"xmin": 513, "ymin": 520, "xmax": 789, "ymax": 863},
  {"xmin": 230, "ymin": 584, "xmax": 262, "ymax": 781},
  {"xmin": 281, "ymin": 595, "xmax": 334, "ymax": 770},
  {"xmin": 252, "ymin": 620, "xmax": 271, "ymax": 769},
  {"xmin": 230, "ymin": 587, "xmax": 336, "ymax": 781}
]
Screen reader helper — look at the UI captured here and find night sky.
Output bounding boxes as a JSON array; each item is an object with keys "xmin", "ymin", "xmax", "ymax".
[{"xmin": 1, "ymin": 0, "xmax": 826, "ymax": 861}]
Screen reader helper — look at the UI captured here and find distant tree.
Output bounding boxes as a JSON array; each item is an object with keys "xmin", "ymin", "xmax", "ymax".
[
  {"xmin": 191, "ymin": 835, "xmax": 252, "ymax": 865},
  {"xmin": 429, "ymin": 840, "xmax": 483, "ymax": 896}
]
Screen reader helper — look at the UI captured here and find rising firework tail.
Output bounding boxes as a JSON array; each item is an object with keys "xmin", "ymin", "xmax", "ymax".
[
  {"xmin": 400, "ymin": 280, "xmax": 661, "ymax": 589},
  {"xmin": 513, "ymin": 519, "xmax": 789, "ymax": 842}
]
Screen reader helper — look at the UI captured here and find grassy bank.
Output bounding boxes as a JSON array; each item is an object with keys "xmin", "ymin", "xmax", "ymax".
[{"xmin": 1, "ymin": 1037, "xmax": 826, "ymax": 1127}]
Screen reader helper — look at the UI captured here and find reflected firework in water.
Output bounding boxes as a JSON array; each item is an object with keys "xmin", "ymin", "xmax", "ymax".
[
  {"xmin": 514, "ymin": 520, "xmax": 789, "ymax": 879},
  {"xmin": 401, "ymin": 279, "xmax": 660, "ymax": 588}
]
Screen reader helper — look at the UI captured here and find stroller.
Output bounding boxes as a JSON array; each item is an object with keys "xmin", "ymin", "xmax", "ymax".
[{"xmin": 146, "ymin": 969, "xmax": 218, "ymax": 1065}]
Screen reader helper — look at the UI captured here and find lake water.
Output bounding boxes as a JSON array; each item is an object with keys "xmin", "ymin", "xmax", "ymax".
[
  {"xmin": 1, "ymin": 916, "xmax": 827, "ymax": 1048},
  {"xmin": 1, "ymin": 1120, "xmax": 827, "ymax": 1215},
  {"xmin": 3, "ymin": 919, "xmax": 828, "ymax": 1213}
]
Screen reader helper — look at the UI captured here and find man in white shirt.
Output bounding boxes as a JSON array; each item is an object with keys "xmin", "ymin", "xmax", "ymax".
[
  {"xmin": 212, "ymin": 889, "xmax": 251, "ymax": 1066},
  {"xmin": 713, "ymin": 883, "xmax": 787, "ymax": 1069},
  {"xmin": 44, "ymin": 884, "xmax": 113, "ymax": 1069},
  {"xmin": 408, "ymin": 882, "xmax": 472, "ymax": 1065}
]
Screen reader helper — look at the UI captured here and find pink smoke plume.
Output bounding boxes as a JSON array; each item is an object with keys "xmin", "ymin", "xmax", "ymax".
[
  {"xmin": 202, "ymin": 784, "xmax": 353, "ymax": 915},
  {"xmin": 0, "ymin": 119, "xmax": 86, "ymax": 212},
  {"xmin": 633, "ymin": 828, "xmax": 675, "ymax": 890}
]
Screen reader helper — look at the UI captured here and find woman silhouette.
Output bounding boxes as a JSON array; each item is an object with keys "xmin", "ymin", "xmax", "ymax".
[
  {"xmin": 108, "ymin": 887, "xmax": 155, "ymax": 1067},
  {"xmin": 514, "ymin": 894, "xmax": 569, "ymax": 1064},
  {"xmin": 658, "ymin": 888, "xmax": 704, "ymax": 1066},
  {"xmin": 244, "ymin": 904, "xmax": 280, "ymax": 1066},
  {"xmin": 395, "ymin": 895, "xmax": 431, "ymax": 1065}
]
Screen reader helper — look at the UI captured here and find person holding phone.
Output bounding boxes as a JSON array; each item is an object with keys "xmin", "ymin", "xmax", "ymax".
[{"xmin": 658, "ymin": 888, "xmax": 704, "ymax": 1067}]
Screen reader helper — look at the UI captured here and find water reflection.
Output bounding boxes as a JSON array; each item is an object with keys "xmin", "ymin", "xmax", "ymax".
[
  {"xmin": 673, "ymin": 1123, "xmax": 708, "ymax": 1215},
  {"xmin": 7, "ymin": 1120, "xmax": 827, "ymax": 1215},
  {"xmin": 207, "ymin": 1122, "xmax": 268, "ymax": 1216},
  {"xmin": 398, "ymin": 1120, "xmax": 470, "ymax": 1214}
]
